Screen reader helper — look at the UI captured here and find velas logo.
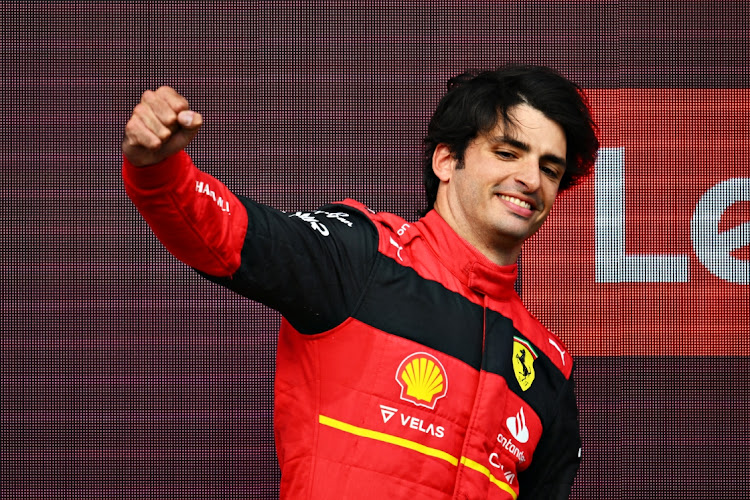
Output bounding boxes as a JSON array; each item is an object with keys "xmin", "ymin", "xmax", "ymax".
[
  {"xmin": 396, "ymin": 352, "xmax": 448, "ymax": 410},
  {"xmin": 512, "ymin": 337, "xmax": 537, "ymax": 392}
]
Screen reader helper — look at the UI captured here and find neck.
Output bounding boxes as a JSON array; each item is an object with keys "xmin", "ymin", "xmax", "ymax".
[{"xmin": 433, "ymin": 205, "xmax": 522, "ymax": 267}]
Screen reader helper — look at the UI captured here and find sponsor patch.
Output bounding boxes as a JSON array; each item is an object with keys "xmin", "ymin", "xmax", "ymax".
[
  {"xmin": 396, "ymin": 352, "xmax": 448, "ymax": 410},
  {"xmin": 506, "ymin": 407, "xmax": 529, "ymax": 444},
  {"xmin": 512, "ymin": 337, "xmax": 537, "ymax": 391}
]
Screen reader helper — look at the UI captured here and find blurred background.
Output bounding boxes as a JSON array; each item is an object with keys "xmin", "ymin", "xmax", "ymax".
[{"xmin": 3, "ymin": 1, "xmax": 748, "ymax": 498}]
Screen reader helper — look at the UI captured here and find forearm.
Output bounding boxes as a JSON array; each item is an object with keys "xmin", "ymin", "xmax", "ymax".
[{"xmin": 122, "ymin": 150, "xmax": 248, "ymax": 277}]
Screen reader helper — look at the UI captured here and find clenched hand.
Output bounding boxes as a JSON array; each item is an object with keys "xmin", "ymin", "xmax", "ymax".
[{"xmin": 122, "ymin": 86, "xmax": 203, "ymax": 167}]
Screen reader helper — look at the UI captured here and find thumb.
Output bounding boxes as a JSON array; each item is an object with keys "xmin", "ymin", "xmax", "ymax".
[
  {"xmin": 177, "ymin": 110, "xmax": 202, "ymax": 129},
  {"xmin": 160, "ymin": 111, "xmax": 203, "ymax": 158}
]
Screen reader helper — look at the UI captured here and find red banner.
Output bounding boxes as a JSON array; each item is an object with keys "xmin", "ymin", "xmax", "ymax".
[{"xmin": 523, "ymin": 90, "xmax": 750, "ymax": 356}]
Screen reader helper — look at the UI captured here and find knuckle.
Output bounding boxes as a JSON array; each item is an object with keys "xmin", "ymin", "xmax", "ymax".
[
  {"xmin": 125, "ymin": 116, "xmax": 147, "ymax": 137},
  {"xmin": 161, "ymin": 109, "xmax": 178, "ymax": 124},
  {"xmin": 145, "ymin": 136, "xmax": 163, "ymax": 151},
  {"xmin": 140, "ymin": 89, "xmax": 156, "ymax": 102},
  {"xmin": 156, "ymin": 86, "xmax": 179, "ymax": 103},
  {"xmin": 160, "ymin": 86, "xmax": 189, "ymax": 108},
  {"xmin": 132, "ymin": 102, "xmax": 149, "ymax": 116},
  {"xmin": 155, "ymin": 127, "xmax": 172, "ymax": 140},
  {"xmin": 124, "ymin": 121, "xmax": 138, "ymax": 138}
]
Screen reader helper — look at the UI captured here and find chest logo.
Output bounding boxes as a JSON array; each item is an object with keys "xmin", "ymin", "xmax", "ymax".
[
  {"xmin": 506, "ymin": 407, "xmax": 530, "ymax": 443},
  {"xmin": 512, "ymin": 337, "xmax": 538, "ymax": 391},
  {"xmin": 396, "ymin": 352, "xmax": 448, "ymax": 410}
]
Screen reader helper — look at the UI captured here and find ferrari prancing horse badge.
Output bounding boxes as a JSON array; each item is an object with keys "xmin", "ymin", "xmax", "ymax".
[{"xmin": 512, "ymin": 337, "xmax": 537, "ymax": 391}]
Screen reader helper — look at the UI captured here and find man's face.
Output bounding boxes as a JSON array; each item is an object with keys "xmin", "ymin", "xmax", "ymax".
[{"xmin": 432, "ymin": 104, "xmax": 567, "ymax": 264}]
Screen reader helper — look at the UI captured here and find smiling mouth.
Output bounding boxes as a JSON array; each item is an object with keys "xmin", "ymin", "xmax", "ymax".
[{"xmin": 499, "ymin": 194, "xmax": 533, "ymax": 210}]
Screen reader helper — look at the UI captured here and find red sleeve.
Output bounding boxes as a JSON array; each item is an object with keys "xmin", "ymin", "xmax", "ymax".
[{"xmin": 122, "ymin": 151, "xmax": 248, "ymax": 277}]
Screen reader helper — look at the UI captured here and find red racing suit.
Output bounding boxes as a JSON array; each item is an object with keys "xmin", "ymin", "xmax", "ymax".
[{"xmin": 123, "ymin": 151, "xmax": 582, "ymax": 499}]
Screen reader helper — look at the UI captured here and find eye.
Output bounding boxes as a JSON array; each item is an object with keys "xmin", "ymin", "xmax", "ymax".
[
  {"xmin": 495, "ymin": 150, "xmax": 517, "ymax": 160},
  {"xmin": 541, "ymin": 165, "xmax": 562, "ymax": 179}
]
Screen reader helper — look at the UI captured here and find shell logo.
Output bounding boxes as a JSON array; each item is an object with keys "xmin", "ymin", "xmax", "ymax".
[{"xmin": 395, "ymin": 352, "xmax": 448, "ymax": 410}]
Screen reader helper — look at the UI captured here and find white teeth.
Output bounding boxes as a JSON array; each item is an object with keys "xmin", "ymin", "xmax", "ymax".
[{"xmin": 500, "ymin": 195, "xmax": 532, "ymax": 210}]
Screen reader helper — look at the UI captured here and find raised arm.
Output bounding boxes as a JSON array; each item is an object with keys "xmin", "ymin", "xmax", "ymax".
[
  {"xmin": 121, "ymin": 88, "xmax": 377, "ymax": 333},
  {"xmin": 121, "ymin": 87, "xmax": 248, "ymax": 277}
]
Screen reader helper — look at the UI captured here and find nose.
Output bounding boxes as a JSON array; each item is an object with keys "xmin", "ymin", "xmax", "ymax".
[{"xmin": 513, "ymin": 159, "xmax": 542, "ymax": 192}]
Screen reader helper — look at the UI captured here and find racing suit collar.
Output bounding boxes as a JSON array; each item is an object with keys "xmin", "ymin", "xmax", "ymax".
[{"xmin": 419, "ymin": 210, "xmax": 519, "ymax": 300}]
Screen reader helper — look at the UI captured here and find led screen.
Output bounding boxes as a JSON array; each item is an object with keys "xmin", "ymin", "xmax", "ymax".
[{"xmin": 3, "ymin": 2, "xmax": 748, "ymax": 498}]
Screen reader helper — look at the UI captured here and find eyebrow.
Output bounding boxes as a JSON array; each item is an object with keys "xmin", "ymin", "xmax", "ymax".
[{"xmin": 490, "ymin": 135, "xmax": 567, "ymax": 169}]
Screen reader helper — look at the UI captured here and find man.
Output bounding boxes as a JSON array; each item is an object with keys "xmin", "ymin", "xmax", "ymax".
[{"xmin": 122, "ymin": 65, "xmax": 599, "ymax": 499}]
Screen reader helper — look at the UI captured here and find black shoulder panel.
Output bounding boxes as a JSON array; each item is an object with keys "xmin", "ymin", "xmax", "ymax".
[{"xmin": 200, "ymin": 198, "xmax": 379, "ymax": 334}]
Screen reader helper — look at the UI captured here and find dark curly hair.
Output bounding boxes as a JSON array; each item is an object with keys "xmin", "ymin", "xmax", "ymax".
[{"xmin": 422, "ymin": 64, "xmax": 599, "ymax": 214}]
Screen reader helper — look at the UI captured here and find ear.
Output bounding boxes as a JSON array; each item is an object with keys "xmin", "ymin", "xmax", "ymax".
[{"xmin": 432, "ymin": 143, "xmax": 457, "ymax": 182}]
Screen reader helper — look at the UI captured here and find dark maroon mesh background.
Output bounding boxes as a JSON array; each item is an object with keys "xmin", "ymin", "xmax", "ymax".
[{"xmin": 3, "ymin": 2, "xmax": 748, "ymax": 498}]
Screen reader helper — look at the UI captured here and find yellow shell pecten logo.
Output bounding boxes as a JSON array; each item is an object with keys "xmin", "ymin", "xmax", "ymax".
[{"xmin": 396, "ymin": 352, "xmax": 448, "ymax": 410}]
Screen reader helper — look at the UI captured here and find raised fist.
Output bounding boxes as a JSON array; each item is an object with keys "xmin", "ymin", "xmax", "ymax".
[{"xmin": 122, "ymin": 86, "xmax": 203, "ymax": 167}]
